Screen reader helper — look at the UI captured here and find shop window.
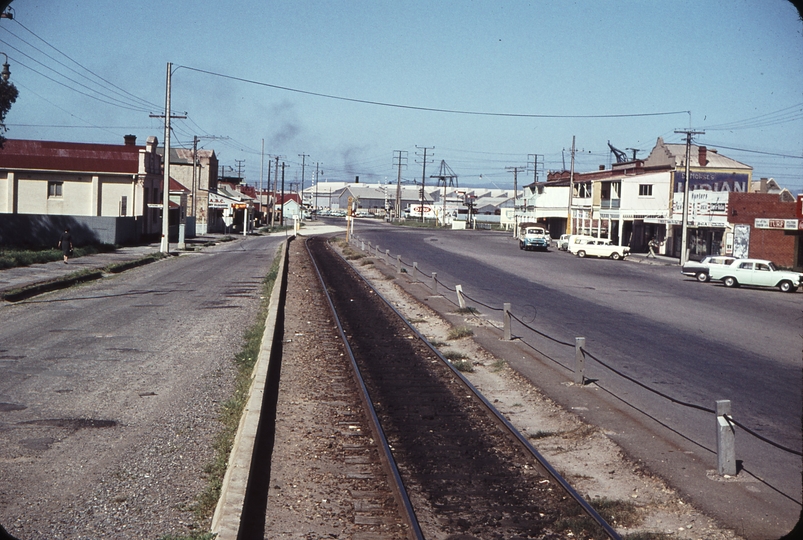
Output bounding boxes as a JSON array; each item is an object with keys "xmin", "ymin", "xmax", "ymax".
[{"xmin": 48, "ymin": 181, "xmax": 63, "ymax": 198}]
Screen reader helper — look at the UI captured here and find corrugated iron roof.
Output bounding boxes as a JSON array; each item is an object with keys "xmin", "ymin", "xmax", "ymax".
[{"xmin": 0, "ymin": 139, "xmax": 143, "ymax": 174}]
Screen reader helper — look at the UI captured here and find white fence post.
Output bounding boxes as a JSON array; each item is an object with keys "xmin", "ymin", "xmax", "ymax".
[
  {"xmin": 431, "ymin": 272, "xmax": 438, "ymax": 294},
  {"xmin": 397, "ymin": 255, "xmax": 402, "ymax": 274},
  {"xmin": 455, "ymin": 284, "xmax": 466, "ymax": 309},
  {"xmin": 717, "ymin": 400, "xmax": 737, "ymax": 476},
  {"xmin": 574, "ymin": 337, "xmax": 585, "ymax": 385}
]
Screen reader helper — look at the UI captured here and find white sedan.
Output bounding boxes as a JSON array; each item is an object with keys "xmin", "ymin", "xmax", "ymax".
[{"xmin": 708, "ymin": 258, "xmax": 802, "ymax": 293}]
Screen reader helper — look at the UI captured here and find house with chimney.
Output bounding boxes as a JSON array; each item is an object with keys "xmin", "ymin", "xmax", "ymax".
[
  {"xmin": 0, "ymin": 135, "xmax": 164, "ymax": 247},
  {"xmin": 642, "ymin": 137, "xmax": 753, "ymax": 259}
]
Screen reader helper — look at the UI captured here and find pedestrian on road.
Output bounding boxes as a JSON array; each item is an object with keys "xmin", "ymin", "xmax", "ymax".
[
  {"xmin": 647, "ymin": 237, "xmax": 658, "ymax": 259},
  {"xmin": 58, "ymin": 227, "xmax": 73, "ymax": 264}
]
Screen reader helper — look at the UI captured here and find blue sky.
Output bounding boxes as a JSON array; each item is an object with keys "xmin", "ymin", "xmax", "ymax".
[{"xmin": 2, "ymin": 0, "xmax": 802, "ymax": 191}]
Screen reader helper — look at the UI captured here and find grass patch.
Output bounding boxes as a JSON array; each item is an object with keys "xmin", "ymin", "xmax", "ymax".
[
  {"xmin": 193, "ymin": 248, "xmax": 283, "ymax": 524},
  {"xmin": 103, "ymin": 252, "xmax": 168, "ymax": 273},
  {"xmin": 0, "ymin": 244, "xmax": 115, "ymax": 269},
  {"xmin": 554, "ymin": 497, "xmax": 643, "ymax": 536},
  {"xmin": 428, "ymin": 339, "xmax": 447, "ymax": 347},
  {"xmin": 442, "ymin": 350, "xmax": 468, "ymax": 361},
  {"xmin": 258, "ymin": 225, "xmax": 293, "ymax": 234},
  {"xmin": 490, "ymin": 359, "xmax": 506, "ymax": 372},
  {"xmin": 455, "ymin": 306, "xmax": 479, "ymax": 315},
  {"xmin": 451, "ymin": 359, "xmax": 475, "ymax": 372},
  {"xmin": 590, "ymin": 498, "xmax": 643, "ymax": 528},
  {"xmin": 158, "ymin": 533, "xmax": 217, "ymax": 540},
  {"xmin": 447, "ymin": 326, "xmax": 474, "ymax": 340},
  {"xmin": 360, "ymin": 259, "xmax": 374, "ymax": 266},
  {"xmin": 408, "ymin": 317, "xmax": 427, "ymax": 324},
  {"xmin": 623, "ymin": 533, "xmax": 673, "ymax": 540},
  {"xmin": 397, "ymin": 219, "xmax": 440, "ymax": 229},
  {"xmin": 527, "ymin": 430, "xmax": 555, "ymax": 440}
]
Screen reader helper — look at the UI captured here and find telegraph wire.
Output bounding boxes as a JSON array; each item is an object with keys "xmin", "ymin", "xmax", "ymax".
[
  {"xmin": 697, "ymin": 141, "xmax": 803, "ymax": 160},
  {"xmin": 8, "ymin": 18, "xmax": 162, "ymax": 111},
  {"xmin": 0, "ymin": 26, "xmax": 156, "ymax": 111},
  {"xmin": 700, "ymin": 102, "xmax": 803, "ymax": 131},
  {"xmin": 9, "ymin": 54, "xmax": 152, "ymax": 112},
  {"xmin": 11, "ymin": 81, "xmax": 125, "ymax": 139},
  {"xmin": 179, "ymin": 65, "xmax": 690, "ymax": 120}
]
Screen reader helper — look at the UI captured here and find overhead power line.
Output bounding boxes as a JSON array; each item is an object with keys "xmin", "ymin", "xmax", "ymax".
[
  {"xmin": 7, "ymin": 19, "xmax": 162, "ymax": 111},
  {"xmin": 179, "ymin": 65, "xmax": 690, "ymax": 120},
  {"xmin": 698, "ymin": 141, "xmax": 803, "ymax": 160}
]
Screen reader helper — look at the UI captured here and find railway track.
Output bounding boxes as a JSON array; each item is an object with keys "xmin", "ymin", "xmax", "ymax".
[{"xmin": 306, "ymin": 236, "xmax": 619, "ymax": 539}]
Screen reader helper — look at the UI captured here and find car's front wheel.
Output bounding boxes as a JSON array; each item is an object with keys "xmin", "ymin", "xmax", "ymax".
[
  {"xmin": 779, "ymin": 280, "xmax": 797, "ymax": 293},
  {"xmin": 696, "ymin": 272, "xmax": 709, "ymax": 283},
  {"xmin": 723, "ymin": 276, "xmax": 739, "ymax": 288},
  {"xmin": 577, "ymin": 250, "xmax": 586, "ymax": 258}
]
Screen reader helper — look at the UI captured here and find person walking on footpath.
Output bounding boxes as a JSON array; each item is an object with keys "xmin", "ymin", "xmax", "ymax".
[
  {"xmin": 647, "ymin": 237, "xmax": 658, "ymax": 259},
  {"xmin": 58, "ymin": 227, "xmax": 73, "ymax": 264}
]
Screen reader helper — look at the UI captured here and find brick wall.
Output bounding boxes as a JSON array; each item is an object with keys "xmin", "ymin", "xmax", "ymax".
[{"xmin": 728, "ymin": 193, "xmax": 800, "ymax": 268}]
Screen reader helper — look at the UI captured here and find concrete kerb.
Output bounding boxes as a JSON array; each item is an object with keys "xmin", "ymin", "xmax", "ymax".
[{"xmin": 211, "ymin": 237, "xmax": 290, "ymax": 540}]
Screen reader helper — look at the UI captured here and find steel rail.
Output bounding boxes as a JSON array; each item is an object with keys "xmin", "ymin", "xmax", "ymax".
[
  {"xmin": 333, "ymin": 236, "xmax": 623, "ymax": 540},
  {"xmin": 305, "ymin": 238, "xmax": 425, "ymax": 540}
]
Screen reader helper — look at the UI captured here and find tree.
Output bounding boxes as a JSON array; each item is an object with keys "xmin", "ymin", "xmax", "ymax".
[{"xmin": 0, "ymin": 77, "xmax": 17, "ymax": 148}]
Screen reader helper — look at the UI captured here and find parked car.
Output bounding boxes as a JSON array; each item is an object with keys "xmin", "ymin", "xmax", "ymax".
[
  {"xmin": 556, "ymin": 234, "xmax": 571, "ymax": 251},
  {"xmin": 681, "ymin": 255, "xmax": 737, "ymax": 282},
  {"xmin": 569, "ymin": 237, "xmax": 630, "ymax": 260},
  {"xmin": 708, "ymin": 258, "xmax": 802, "ymax": 292},
  {"xmin": 519, "ymin": 226, "xmax": 550, "ymax": 251}
]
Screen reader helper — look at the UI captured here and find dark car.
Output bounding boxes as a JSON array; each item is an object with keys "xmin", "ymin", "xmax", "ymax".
[{"xmin": 681, "ymin": 255, "xmax": 737, "ymax": 282}]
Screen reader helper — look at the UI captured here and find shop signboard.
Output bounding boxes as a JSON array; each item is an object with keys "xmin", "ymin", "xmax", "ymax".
[
  {"xmin": 209, "ymin": 193, "xmax": 230, "ymax": 209},
  {"xmin": 671, "ymin": 190, "xmax": 729, "ymax": 227},
  {"xmin": 754, "ymin": 218, "xmax": 798, "ymax": 230}
]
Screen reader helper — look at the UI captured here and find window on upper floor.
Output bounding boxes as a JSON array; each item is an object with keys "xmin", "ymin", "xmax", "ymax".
[
  {"xmin": 574, "ymin": 181, "xmax": 591, "ymax": 198},
  {"xmin": 48, "ymin": 181, "xmax": 63, "ymax": 198},
  {"xmin": 639, "ymin": 184, "xmax": 653, "ymax": 196}
]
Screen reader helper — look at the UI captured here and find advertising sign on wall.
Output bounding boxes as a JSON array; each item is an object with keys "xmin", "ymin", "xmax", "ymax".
[
  {"xmin": 671, "ymin": 190, "xmax": 729, "ymax": 227},
  {"xmin": 754, "ymin": 218, "xmax": 798, "ymax": 230},
  {"xmin": 673, "ymin": 171, "xmax": 750, "ymax": 193},
  {"xmin": 733, "ymin": 224, "xmax": 750, "ymax": 259}
]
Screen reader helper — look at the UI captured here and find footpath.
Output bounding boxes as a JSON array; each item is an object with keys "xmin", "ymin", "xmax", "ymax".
[
  {"xmin": 0, "ymin": 224, "xmax": 347, "ymax": 302},
  {"xmin": 0, "ymin": 234, "xmax": 227, "ymax": 301}
]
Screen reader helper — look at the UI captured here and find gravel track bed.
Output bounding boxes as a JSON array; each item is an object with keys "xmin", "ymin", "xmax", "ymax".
[{"xmin": 262, "ymin": 238, "xmax": 408, "ymax": 539}]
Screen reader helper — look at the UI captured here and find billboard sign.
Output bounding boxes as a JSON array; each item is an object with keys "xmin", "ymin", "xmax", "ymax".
[
  {"xmin": 754, "ymin": 218, "xmax": 798, "ymax": 230},
  {"xmin": 674, "ymin": 171, "xmax": 750, "ymax": 193}
]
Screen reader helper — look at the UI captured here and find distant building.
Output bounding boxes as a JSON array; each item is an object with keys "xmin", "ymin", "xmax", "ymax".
[{"xmin": 158, "ymin": 147, "xmax": 219, "ymax": 235}]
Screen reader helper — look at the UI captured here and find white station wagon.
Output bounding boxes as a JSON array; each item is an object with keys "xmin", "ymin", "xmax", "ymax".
[
  {"xmin": 569, "ymin": 237, "xmax": 630, "ymax": 260},
  {"xmin": 708, "ymin": 258, "xmax": 802, "ymax": 293}
]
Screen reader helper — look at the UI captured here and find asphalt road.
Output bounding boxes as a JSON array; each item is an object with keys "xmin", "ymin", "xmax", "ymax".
[
  {"xmin": 350, "ymin": 219, "xmax": 802, "ymax": 535},
  {"xmin": 0, "ymin": 235, "xmax": 284, "ymax": 537}
]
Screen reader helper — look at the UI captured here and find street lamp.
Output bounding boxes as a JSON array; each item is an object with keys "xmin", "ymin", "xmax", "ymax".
[{"xmin": 1, "ymin": 53, "xmax": 10, "ymax": 82}]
